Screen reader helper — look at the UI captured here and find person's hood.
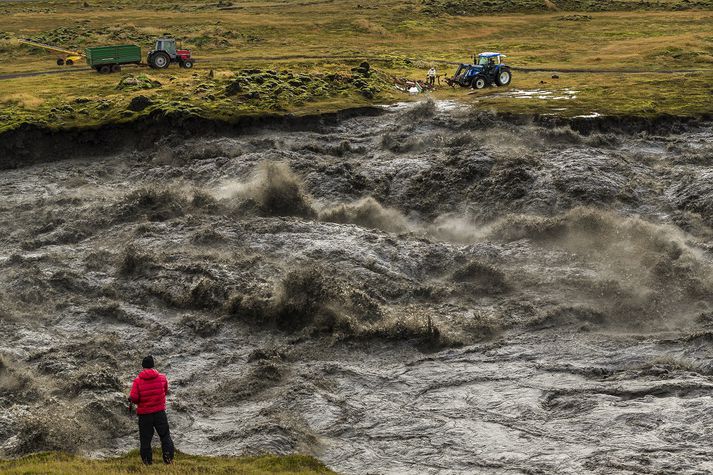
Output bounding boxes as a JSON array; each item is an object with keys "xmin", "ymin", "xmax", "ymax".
[{"xmin": 139, "ymin": 368, "xmax": 160, "ymax": 380}]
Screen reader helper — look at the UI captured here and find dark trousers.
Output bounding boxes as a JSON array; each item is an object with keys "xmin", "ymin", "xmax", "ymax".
[{"xmin": 138, "ymin": 410, "xmax": 174, "ymax": 464}]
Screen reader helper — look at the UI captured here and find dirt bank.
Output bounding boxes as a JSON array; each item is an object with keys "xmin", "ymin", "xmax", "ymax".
[
  {"xmin": 1, "ymin": 105, "xmax": 709, "ymax": 170},
  {"xmin": 0, "ymin": 106, "xmax": 384, "ymax": 170}
]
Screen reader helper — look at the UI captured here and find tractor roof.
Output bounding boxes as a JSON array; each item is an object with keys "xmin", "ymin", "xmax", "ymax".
[{"xmin": 478, "ymin": 52, "xmax": 505, "ymax": 57}]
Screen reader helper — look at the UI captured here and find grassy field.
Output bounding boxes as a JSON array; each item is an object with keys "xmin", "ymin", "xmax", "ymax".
[
  {"xmin": 0, "ymin": 451, "xmax": 336, "ymax": 474},
  {"xmin": 0, "ymin": 0, "xmax": 712, "ymax": 132}
]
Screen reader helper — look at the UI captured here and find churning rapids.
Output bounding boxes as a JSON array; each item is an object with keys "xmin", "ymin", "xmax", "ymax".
[{"xmin": 2, "ymin": 101, "xmax": 713, "ymax": 474}]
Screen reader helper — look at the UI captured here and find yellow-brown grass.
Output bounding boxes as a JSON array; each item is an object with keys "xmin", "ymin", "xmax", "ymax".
[
  {"xmin": 2, "ymin": 93, "xmax": 44, "ymax": 108},
  {"xmin": 0, "ymin": 451, "xmax": 336, "ymax": 475}
]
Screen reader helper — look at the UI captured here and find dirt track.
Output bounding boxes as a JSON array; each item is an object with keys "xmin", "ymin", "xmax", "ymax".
[{"xmin": 1, "ymin": 55, "xmax": 709, "ymax": 81}]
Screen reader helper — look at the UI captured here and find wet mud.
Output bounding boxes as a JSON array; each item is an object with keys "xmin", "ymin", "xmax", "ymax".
[{"xmin": 1, "ymin": 101, "xmax": 713, "ymax": 474}]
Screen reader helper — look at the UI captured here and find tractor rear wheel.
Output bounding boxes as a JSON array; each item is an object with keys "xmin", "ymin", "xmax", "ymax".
[
  {"xmin": 57, "ymin": 58, "xmax": 65, "ymax": 66},
  {"xmin": 473, "ymin": 76, "xmax": 486, "ymax": 89},
  {"xmin": 99, "ymin": 65, "xmax": 111, "ymax": 74},
  {"xmin": 496, "ymin": 68, "xmax": 512, "ymax": 86},
  {"xmin": 150, "ymin": 52, "xmax": 170, "ymax": 69},
  {"xmin": 111, "ymin": 64, "xmax": 122, "ymax": 73},
  {"xmin": 66, "ymin": 59, "xmax": 74, "ymax": 66}
]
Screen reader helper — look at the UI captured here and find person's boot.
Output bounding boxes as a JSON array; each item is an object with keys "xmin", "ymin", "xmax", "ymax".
[{"xmin": 140, "ymin": 447, "xmax": 153, "ymax": 465}]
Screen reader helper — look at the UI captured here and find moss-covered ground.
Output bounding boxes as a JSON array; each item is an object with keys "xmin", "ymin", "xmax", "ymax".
[
  {"xmin": 0, "ymin": 451, "xmax": 337, "ymax": 474},
  {"xmin": 0, "ymin": 0, "xmax": 712, "ymax": 133}
]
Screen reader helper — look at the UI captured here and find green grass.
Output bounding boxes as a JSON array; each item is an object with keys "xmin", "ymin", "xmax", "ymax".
[
  {"xmin": 0, "ymin": 0, "xmax": 712, "ymax": 133},
  {"xmin": 0, "ymin": 451, "xmax": 337, "ymax": 475},
  {"xmin": 454, "ymin": 70, "xmax": 713, "ymax": 117},
  {"xmin": 0, "ymin": 66, "xmax": 398, "ymax": 133}
]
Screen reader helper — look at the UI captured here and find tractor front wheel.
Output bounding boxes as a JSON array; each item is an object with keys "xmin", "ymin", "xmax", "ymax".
[
  {"xmin": 473, "ymin": 76, "xmax": 486, "ymax": 90},
  {"xmin": 66, "ymin": 59, "xmax": 74, "ymax": 66},
  {"xmin": 181, "ymin": 60, "xmax": 194, "ymax": 69},
  {"xmin": 150, "ymin": 52, "xmax": 170, "ymax": 69},
  {"xmin": 496, "ymin": 69, "xmax": 512, "ymax": 87},
  {"xmin": 99, "ymin": 65, "xmax": 111, "ymax": 74}
]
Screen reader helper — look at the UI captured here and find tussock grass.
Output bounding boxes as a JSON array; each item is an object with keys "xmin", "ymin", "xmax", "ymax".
[{"xmin": 1, "ymin": 92, "xmax": 44, "ymax": 108}]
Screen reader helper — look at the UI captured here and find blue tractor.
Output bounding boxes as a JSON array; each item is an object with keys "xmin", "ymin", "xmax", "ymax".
[{"xmin": 446, "ymin": 52, "xmax": 512, "ymax": 89}]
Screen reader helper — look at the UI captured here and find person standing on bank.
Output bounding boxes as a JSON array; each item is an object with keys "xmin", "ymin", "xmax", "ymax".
[
  {"xmin": 427, "ymin": 67, "xmax": 437, "ymax": 87},
  {"xmin": 129, "ymin": 355, "xmax": 174, "ymax": 465}
]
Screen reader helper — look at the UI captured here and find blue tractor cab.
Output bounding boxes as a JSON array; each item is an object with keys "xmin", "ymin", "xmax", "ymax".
[{"xmin": 447, "ymin": 52, "xmax": 512, "ymax": 89}]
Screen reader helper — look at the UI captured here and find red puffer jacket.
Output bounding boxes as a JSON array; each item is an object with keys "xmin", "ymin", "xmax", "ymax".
[{"xmin": 129, "ymin": 369, "xmax": 169, "ymax": 415}]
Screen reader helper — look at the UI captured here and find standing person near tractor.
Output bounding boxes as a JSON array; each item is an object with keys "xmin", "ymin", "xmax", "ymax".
[
  {"xmin": 129, "ymin": 355, "xmax": 175, "ymax": 465},
  {"xmin": 427, "ymin": 67, "xmax": 437, "ymax": 87}
]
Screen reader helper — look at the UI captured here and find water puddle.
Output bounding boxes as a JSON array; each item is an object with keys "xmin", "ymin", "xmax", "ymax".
[{"xmin": 491, "ymin": 88, "xmax": 579, "ymax": 100}]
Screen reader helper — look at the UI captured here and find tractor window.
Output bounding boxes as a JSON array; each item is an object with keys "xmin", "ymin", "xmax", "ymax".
[
  {"xmin": 478, "ymin": 56, "xmax": 500, "ymax": 65},
  {"xmin": 157, "ymin": 40, "xmax": 176, "ymax": 56}
]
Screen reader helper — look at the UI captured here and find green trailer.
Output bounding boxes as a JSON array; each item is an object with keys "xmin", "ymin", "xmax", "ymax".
[{"xmin": 85, "ymin": 44, "xmax": 141, "ymax": 74}]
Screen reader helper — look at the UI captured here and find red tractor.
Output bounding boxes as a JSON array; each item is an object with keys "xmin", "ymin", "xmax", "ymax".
[{"xmin": 147, "ymin": 38, "xmax": 193, "ymax": 69}]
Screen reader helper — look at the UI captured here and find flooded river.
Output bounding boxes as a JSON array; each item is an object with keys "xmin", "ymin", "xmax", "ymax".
[{"xmin": 1, "ymin": 101, "xmax": 712, "ymax": 473}]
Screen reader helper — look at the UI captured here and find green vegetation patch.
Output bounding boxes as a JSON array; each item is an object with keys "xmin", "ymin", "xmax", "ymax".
[
  {"xmin": 645, "ymin": 46, "xmax": 712, "ymax": 62},
  {"xmin": 25, "ymin": 25, "xmax": 155, "ymax": 50},
  {"xmin": 117, "ymin": 74, "xmax": 162, "ymax": 91},
  {"xmin": 223, "ymin": 66, "xmax": 388, "ymax": 110},
  {"xmin": 19, "ymin": 23, "xmax": 262, "ymax": 54},
  {"xmin": 0, "ymin": 64, "xmax": 399, "ymax": 133}
]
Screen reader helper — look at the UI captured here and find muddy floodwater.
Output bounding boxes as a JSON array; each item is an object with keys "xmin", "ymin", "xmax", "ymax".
[{"xmin": 1, "ymin": 101, "xmax": 713, "ymax": 474}]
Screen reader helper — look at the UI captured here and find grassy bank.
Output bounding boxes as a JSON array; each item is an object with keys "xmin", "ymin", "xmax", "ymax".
[
  {"xmin": 0, "ymin": 0, "xmax": 712, "ymax": 132},
  {"xmin": 0, "ymin": 451, "xmax": 337, "ymax": 474}
]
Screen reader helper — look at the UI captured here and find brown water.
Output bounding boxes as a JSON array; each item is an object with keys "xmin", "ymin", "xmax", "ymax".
[{"xmin": 1, "ymin": 101, "xmax": 713, "ymax": 473}]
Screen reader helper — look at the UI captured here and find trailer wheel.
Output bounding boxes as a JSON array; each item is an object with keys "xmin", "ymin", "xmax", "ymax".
[
  {"xmin": 111, "ymin": 64, "xmax": 122, "ymax": 73},
  {"xmin": 99, "ymin": 65, "xmax": 111, "ymax": 74},
  {"xmin": 473, "ymin": 76, "xmax": 486, "ymax": 90},
  {"xmin": 66, "ymin": 59, "xmax": 74, "ymax": 66},
  {"xmin": 496, "ymin": 68, "xmax": 512, "ymax": 87},
  {"xmin": 150, "ymin": 52, "xmax": 170, "ymax": 69},
  {"xmin": 57, "ymin": 58, "xmax": 65, "ymax": 66},
  {"xmin": 181, "ymin": 60, "xmax": 193, "ymax": 69}
]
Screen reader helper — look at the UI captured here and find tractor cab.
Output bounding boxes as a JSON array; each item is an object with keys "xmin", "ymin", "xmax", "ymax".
[
  {"xmin": 155, "ymin": 38, "xmax": 177, "ymax": 57},
  {"xmin": 446, "ymin": 51, "xmax": 512, "ymax": 90},
  {"xmin": 148, "ymin": 37, "xmax": 193, "ymax": 69},
  {"xmin": 476, "ymin": 52, "xmax": 505, "ymax": 66}
]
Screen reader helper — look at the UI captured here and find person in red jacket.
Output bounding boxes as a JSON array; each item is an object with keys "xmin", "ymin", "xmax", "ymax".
[{"xmin": 129, "ymin": 355, "xmax": 174, "ymax": 465}]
